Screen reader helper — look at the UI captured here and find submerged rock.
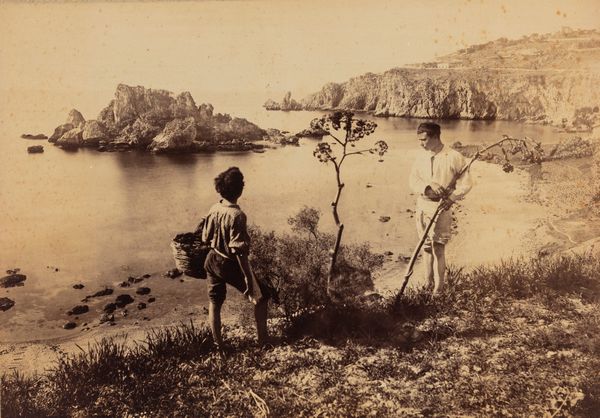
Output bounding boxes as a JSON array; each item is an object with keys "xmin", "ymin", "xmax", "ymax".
[
  {"xmin": 0, "ymin": 274, "xmax": 26, "ymax": 288},
  {"xmin": 0, "ymin": 297, "xmax": 15, "ymax": 311},
  {"xmin": 136, "ymin": 287, "xmax": 151, "ymax": 295}
]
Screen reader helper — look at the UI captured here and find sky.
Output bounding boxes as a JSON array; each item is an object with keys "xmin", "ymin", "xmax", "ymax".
[{"xmin": 1, "ymin": 0, "xmax": 599, "ymax": 124}]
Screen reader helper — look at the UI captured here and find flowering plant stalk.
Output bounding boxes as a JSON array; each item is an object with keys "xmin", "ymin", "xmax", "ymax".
[{"xmin": 312, "ymin": 111, "xmax": 388, "ymax": 296}]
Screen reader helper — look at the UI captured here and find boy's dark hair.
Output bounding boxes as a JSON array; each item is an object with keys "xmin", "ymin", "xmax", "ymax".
[
  {"xmin": 215, "ymin": 167, "xmax": 245, "ymax": 201},
  {"xmin": 417, "ymin": 122, "xmax": 441, "ymax": 137}
]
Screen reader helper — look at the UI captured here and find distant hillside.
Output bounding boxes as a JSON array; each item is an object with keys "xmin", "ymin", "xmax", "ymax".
[
  {"xmin": 424, "ymin": 27, "xmax": 600, "ymax": 71},
  {"xmin": 266, "ymin": 28, "xmax": 600, "ymax": 128}
]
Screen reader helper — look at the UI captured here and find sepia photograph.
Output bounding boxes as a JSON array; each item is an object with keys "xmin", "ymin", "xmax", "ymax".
[{"xmin": 1, "ymin": 0, "xmax": 599, "ymax": 416}]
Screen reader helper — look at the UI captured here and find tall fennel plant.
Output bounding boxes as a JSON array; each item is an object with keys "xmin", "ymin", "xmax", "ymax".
[{"xmin": 311, "ymin": 111, "xmax": 388, "ymax": 296}]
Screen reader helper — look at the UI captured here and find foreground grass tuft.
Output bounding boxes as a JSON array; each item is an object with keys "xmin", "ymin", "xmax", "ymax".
[{"xmin": 2, "ymin": 253, "xmax": 600, "ymax": 417}]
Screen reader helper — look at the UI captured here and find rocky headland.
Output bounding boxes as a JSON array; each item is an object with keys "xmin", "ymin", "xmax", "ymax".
[
  {"xmin": 265, "ymin": 29, "xmax": 600, "ymax": 130},
  {"xmin": 47, "ymin": 84, "xmax": 290, "ymax": 153}
]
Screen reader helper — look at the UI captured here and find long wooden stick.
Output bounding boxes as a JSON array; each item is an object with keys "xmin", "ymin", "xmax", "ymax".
[{"xmin": 398, "ymin": 136, "xmax": 536, "ymax": 295}]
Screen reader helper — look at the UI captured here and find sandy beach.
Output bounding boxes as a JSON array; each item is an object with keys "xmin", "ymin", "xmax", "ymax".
[{"xmin": 1, "ymin": 156, "xmax": 597, "ymax": 376}]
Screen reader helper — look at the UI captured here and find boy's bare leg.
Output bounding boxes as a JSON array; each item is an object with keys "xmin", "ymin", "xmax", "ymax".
[
  {"xmin": 209, "ymin": 301, "xmax": 223, "ymax": 348},
  {"xmin": 254, "ymin": 298, "xmax": 269, "ymax": 345}
]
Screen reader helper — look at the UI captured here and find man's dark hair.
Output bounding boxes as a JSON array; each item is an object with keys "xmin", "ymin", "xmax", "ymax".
[
  {"xmin": 215, "ymin": 167, "xmax": 244, "ymax": 201},
  {"xmin": 417, "ymin": 122, "xmax": 441, "ymax": 137}
]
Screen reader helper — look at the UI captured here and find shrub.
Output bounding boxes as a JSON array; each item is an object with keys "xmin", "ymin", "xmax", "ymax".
[{"xmin": 249, "ymin": 208, "xmax": 383, "ymax": 324}]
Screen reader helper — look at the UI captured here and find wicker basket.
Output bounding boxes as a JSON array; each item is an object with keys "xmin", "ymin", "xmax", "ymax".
[{"xmin": 171, "ymin": 232, "xmax": 209, "ymax": 279}]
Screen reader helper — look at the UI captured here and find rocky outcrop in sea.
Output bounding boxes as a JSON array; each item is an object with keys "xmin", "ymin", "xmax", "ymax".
[
  {"xmin": 48, "ymin": 84, "xmax": 275, "ymax": 153},
  {"xmin": 265, "ymin": 68, "xmax": 600, "ymax": 126}
]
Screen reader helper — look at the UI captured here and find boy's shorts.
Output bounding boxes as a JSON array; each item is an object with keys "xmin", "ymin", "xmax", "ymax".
[{"xmin": 204, "ymin": 250, "xmax": 271, "ymax": 305}]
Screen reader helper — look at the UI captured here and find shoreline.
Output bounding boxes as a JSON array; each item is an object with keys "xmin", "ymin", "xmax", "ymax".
[{"xmin": 2, "ymin": 156, "xmax": 598, "ymax": 375}]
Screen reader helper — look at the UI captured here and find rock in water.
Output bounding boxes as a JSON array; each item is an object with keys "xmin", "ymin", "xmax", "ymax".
[
  {"xmin": 136, "ymin": 287, "xmax": 151, "ymax": 295},
  {"xmin": 56, "ymin": 127, "xmax": 83, "ymax": 149},
  {"xmin": 81, "ymin": 120, "xmax": 107, "ymax": 146},
  {"xmin": 103, "ymin": 303, "xmax": 117, "ymax": 313},
  {"xmin": 67, "ymin": 305, "xmax": 89, "ymax": 315},
  {"xmin": 49, "ymin": 123, "xmax": 74, "ymax": 143},
  {"xmin": 0, "ymin": 297, "xmax": 15, "ymax": 311},
  {"xmin": 27, "ymin": 145, "xmax": 44, "ymax": 153},
  {"xmin": 21, "ymin": 133, "xmax": 48, "ymax": 140},
  {"xmin": 99, "ymin": 313, "xmax": 114, "ymax": 323},
  {"xmin": 0, "ymin": 274, "xmax": 26, "ymax": 288},
  {"xmin": 115, "ymin": 294, "xmax": 134, "ymax": 308}
]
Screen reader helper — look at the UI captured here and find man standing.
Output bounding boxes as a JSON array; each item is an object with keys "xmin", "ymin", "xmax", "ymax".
[{"xmin": 409, "ymin": 122, "xmax": 472, "ymax": 294}]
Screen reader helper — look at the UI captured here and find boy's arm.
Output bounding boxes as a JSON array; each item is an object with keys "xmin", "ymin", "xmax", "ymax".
[{"xmin": 234, "ymin": 252, "xmax": 263, "ymax": 304}]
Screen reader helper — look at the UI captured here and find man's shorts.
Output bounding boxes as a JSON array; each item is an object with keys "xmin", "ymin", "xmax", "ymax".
[
  {"xmin": 204, "ymin": 250, "xmax": 270, "ymax": 305},
  {"xmin": 416, "ymin": 206, "xmax": 452, "ymax": 251}
]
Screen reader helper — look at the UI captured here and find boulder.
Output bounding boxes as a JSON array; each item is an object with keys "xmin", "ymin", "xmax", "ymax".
[
  {"xmin": 66, "ymin": 109, "xmax": 85, "ymax": 127},
  {"xmin": 49, "ymin": 123, "xmax": 74, "ymax": 143},
  {"xmin": 27, "ymin": 145, "xmax": 44, "ymax": 153},
  {"xmin": 67, "ymin": 305, "xmax": 89, "ymax": 316},
  {"xmin": 137, "ymin": 302, "xmax": 147, "ymax": 310},
  {"xmin": 56, "ymin": 127, "xmax": 83, "ymax": 148},
  {"xmin": 0, "ymin": 297, "xmax": 15, "ymax": 311},
  {"xmin": 73, "ymin": 284, "xmax": 84, "ymax": 289},
  {"xmin": 81, "ymin": 120, "xmax": 107, "ymax": 146},
  {"xmin": 0, "ymin": 273, "xmax": 26, "ymax": 288},
  {"xmin": 147, "ymin": 117, "xmax": 197, "ymax": 153},
  {"xmin": 99, "ymin": 313, "xmax": 114, "ymax": 323},
  {"xmin": 166, "ymin": 268, "xmax": 182, "ymax": 278},
  {"xmin": 115, "ymin": 118, "xmax": 161, "ymax": 147},
  {"xmin": 63, "ymin": 322, "xmax": 77, "ymax": 330}
]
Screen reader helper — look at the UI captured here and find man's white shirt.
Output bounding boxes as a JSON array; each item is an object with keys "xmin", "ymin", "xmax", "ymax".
[{"xmin": 409, "ymin": 144, "xmax": 473, "ymax": 213}]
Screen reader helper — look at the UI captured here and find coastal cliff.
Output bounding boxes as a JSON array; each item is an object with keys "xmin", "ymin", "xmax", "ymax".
[
  {"xmin": 266, "ymin": 29, "xmax": 600, "ymax": 128},
  {"xmin": 49, "ymin": 84, "xmax": 270, "ymax": 153}
]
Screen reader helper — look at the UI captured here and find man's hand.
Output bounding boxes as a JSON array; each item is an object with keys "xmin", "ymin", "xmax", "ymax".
[
  {"xmin": 425, "ymin": 182, "xmax": 447, "ymax": 200},
  {"xmin": 440, "ymin": 198, "xmax": 455, "ymax": 211}
]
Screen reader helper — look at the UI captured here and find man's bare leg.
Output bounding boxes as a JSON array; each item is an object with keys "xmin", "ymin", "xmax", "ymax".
[
  {"xmin": 432, "ymin": 242, "xmax": 447, "ymax": 294},
  {"xmin": 424, "ymin": 247, "xmax": 435, "ymax": 291},
  {"xmin": 209, "ymin": 301, "xmax": 223, "ymax": 348}
]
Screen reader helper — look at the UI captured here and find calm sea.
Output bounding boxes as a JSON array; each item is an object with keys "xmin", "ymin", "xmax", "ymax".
[{"xmin": 0, "ymin": 97, "xmax": 569, "ymax": 341}]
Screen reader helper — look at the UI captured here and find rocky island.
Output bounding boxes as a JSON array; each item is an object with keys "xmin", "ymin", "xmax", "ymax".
[
  {"xmin": 47, "ymin": 84, "xmax": 298, "ymax": 153},
  {"xmin": 265, "ymin": 28, "xmax": 600, "ymax": 130}
]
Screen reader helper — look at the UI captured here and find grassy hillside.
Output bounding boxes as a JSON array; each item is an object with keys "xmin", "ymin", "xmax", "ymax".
[{"xmin": 3, "ymin": 253, "xmax": 599, "ymax": 417}]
